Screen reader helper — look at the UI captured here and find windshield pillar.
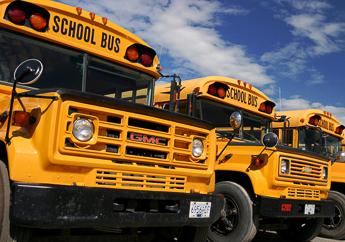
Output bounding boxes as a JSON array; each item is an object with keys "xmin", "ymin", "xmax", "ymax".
[
  {"xmin": 147, "ymin": 79, "xmax": 155, "ymax": 106},
  {"xmin": 82, "ymin": 53, "xmax": 88, "ymax": 92}
]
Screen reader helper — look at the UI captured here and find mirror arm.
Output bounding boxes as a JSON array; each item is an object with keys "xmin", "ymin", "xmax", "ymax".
[
  {"xmin": 216, "ymin": 133, "xmax": 235, "ymax": 160},
  {"xmin": 5, "ymin": 67, "xmax": 33, "ymax": 145}
]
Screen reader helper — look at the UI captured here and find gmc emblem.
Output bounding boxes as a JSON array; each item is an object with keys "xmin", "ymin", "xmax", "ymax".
[{"xmin": 128, "ymin": 132, "xmax": 167, "ymax": 146}]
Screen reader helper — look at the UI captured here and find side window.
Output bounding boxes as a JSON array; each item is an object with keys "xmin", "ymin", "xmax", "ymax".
[
  {"xmin": 272, "ymin": 128, "xmax": 293, "ymax": 146},
  {"xmin": 282, "ymin": 128, "xmax": 293, "ymax": 147}
]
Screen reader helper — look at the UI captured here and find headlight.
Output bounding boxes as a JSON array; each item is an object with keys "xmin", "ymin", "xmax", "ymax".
[
  {"xmin": 72, "ymin": 118, "xmax": 94, "ymax": 142},
  {"xmin": 280, "ymin": 159, "xmax": 290, "ymax": 174},
  {"xmin": 322, "ymin": 167, "xmax": 328, "ymax": 180},
  {"xmin": 192, "ymin": 139, "xmax": 204, "ymax": 157}
]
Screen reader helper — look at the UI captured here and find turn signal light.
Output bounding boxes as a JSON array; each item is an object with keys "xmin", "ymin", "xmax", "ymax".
[
  {"xmin": 125, "ymin": 46, "xmax": 139, "ymax": 62},
  {"xmin": 281, "ymin": 203, "xmax": 292, "ymax": 212},
  {"xmin": 12, "ymin": 111, "xmax": 35, "ymax": 126},
  {"xmin": 29, "ymin": 13, "xmax": 47, "ymax": 31},
  {"xmin": 7, "ymin": 7, "xmax": 26, "ymax": 24},
  {"xmin": 335, "ymin": 125, "xmax": 345, "ymax": 135},
  {"xmin": 308, "ymin": 115, "xmax": 321, "ymax": 126}
]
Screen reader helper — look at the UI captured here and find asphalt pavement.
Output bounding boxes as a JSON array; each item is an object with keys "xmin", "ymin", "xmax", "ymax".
[{"xmin": 253, "ymin": 231, "xmax": 339, "ymax": 242}]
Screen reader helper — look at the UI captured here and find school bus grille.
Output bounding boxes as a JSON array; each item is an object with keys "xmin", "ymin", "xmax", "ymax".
[
  {"xmin": 277, "ymin": 157, "xmax": 327, "ymax": 186},
  {"xmin": 95, "ymin": 169, "xmax": 186, "ymax": 192},
  {"xmin": 61, "ymin": 104, "xmax": 210, "ymax": 170},
  {"xmin": 287, "ymin": 188, "xmax": 321, "ymax": 200}
]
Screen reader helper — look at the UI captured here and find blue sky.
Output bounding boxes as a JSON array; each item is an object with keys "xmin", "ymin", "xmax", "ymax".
[{"xmin": 60, "ymin": 0, "xmax": 345, "ymax": 123}]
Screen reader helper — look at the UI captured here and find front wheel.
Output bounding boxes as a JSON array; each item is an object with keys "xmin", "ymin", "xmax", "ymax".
[
  {"xmin": 320, "ymin": 191, "xmax": 345, "ymax": 239},
  {"xmin": 0, "ymin": 161, "xmax": 30, "ymax": 242},
  {"xmin": 207, "ymin": 181, "xmax": 257, "ymax": 242},
  {"xmin": 277, "ymin": 217, "xmax": 323, "ymax": 242}
]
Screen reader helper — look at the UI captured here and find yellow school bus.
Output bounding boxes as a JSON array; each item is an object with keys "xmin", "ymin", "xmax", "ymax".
[
  {"xmin": 274, "ymin": 109, "xmax": 345, "ymax": 240},
  {"xmin": 155, "ymin": 76, "xmax": 334, "ymax": 242},
  {"xmin": 0, "ymin": 1, "xmax": 223, "ymax": 241}
]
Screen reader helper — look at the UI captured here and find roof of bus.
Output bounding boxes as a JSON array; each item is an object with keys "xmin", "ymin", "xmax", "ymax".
[
  {"xmin": 0, "ymin": 0, "xmax": 160, "ymax": 78},
  {"xmin": 155, "ymin": 76, "xmax": 275, "ymax": 119},
  {"xmin": 275, "ymin": 109, "xmax": 344, "ymax": 138}
]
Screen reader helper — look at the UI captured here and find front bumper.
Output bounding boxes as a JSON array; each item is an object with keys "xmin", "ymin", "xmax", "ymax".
[
  {"xmin": 11, "ymin": 183, "xmax": 224, "ymax": 229},
  {"xmin": 258, "ymin": 196, "xmax": 335, "ymax": 218}
]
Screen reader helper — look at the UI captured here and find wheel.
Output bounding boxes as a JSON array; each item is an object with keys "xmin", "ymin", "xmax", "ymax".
[
  {"xmin": 0, "ymin": 161, "xmax": 30, "ymax": 242},
  {"xmin": 277, "ymin": 217, "xmax": 323, "ymax": 241},
  {"xmin": 207, "ymin": 181, "xmax": 257, "ymax": 242},
  {"xmin": 320, "ymin": 191, "xmax": 345, "ymax": 239}
]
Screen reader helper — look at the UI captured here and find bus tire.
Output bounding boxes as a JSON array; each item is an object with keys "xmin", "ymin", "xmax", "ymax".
[
  {"xmin": 0, "ymin": 161, "xmax": 12, "ymax": 242},
  {"xmin": 207, "ymin": 181, "xmax": 257, "ymax": 242},
  {"xmin": 320, "ymin": 191, "xmax": 345, "ymax": 240},
  {"xmin": 0, "ymin": 161, "xmax": 30, "ymax": 242},
  {"xmin": 277, "ymin": 217, "xmax": 323, "ymax": 241}
]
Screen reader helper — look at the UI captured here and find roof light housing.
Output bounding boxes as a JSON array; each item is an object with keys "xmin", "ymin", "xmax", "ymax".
[
  {"xmin": 5, "ymin": 1, "xmax": 50, "ymax": 32},
  {"xmin": 308, "ymin": 114, "xmax": 321, "ymax": 126},
  {"xmin": 125, "ymin": 44, "xmax": 156, "ymax": 67},
  {"xmin": 207, "ymin": 82, "xmax": 228, "ymax": 99},
  {"xmin": 258, "ymin": 100, "xmax": 276, "ymax": 114}
]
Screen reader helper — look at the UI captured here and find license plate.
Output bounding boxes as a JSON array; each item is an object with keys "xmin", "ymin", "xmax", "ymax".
[
  {"xmin": 304, "ymin": 204, "xmax": 315, "ymax": 215},
  {"xmin": 189, "ymin": 201, "xmax": 211, "ymax": 218}
]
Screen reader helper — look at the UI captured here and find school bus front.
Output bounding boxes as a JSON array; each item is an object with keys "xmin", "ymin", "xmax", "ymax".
[
  {"xmin": 274, "ymin": 110, "xmax": 345, "ymax": 240},
  {"xmin": 0, "ymin": 1, "xmax": 223, "ymax": 241},
  {"xmin": 155, "ymin": 76, "xmax": 334, "ymax": 242}
]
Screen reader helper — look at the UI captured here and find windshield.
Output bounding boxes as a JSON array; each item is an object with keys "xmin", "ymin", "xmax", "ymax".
[
  {"xmin": 198, "ymin": 99, "xmax": 270, "ymax": 143},
  {"xmin": 298, "ymin": 126, "xmax": 342, "ymax": 159},
  {"xmin": 0, "ymin": 30, "xmax": 154, "ymax": 105}
]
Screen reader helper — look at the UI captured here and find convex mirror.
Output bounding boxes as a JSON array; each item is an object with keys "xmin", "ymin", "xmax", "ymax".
[
  {"xmin": 262, "ymin": 132, "xmax": 278, "ymax": 148},
  {"xmin": 229, "ymin": 112, "xmax": 242, "ymax": 130},
  {"xmin": 14, "ymin": 59, "xmax": 43, "ymax": 85}
]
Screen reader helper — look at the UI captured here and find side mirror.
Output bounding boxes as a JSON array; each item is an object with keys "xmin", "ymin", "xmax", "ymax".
[
  {"xmin": 5, "ymin": 59, "xmax": 43, "ymax": 144},
  {"xmin": 229, "ymin": 112, "xmax": 242, "ymax": 130},
  {"xmin": 336, "ymin": 151, "xmax": 345, "ymax": 162},
  {"xmin": 262, "ymin": 132, "xmax": 278, "ymax": 148},
  {"xmin": 14, "ymin": 59, "xmax": 43, "ymax": 85}
]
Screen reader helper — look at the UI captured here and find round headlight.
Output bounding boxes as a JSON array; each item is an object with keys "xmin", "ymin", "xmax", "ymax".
[
  {"xmin": 192, "ymin": 139, "xmax": 204, "ymax": 157},
  {"xmin": 322, "ymin": 167, "xmax": 328, "ymax": 180},
  {"xmin": 72, "ymin": 118, "xmax": 94, "ymax": 142},
  {"xmin": 281, "ymin": 159, "xmax": 290, "ymax": 174}
]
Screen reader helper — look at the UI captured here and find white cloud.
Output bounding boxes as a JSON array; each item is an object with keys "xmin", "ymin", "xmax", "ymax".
[
  {"xmin": 60, "ymin": 0, "xmax": 274, "ymax": 86},
  {"xmin": 285, "ymin": 14, "xmax": 345, "ymax": 55},
  {"xmin": 286, "ymin": 0, "xmax": 331, "ymax": 13},
  {"xmin": 280, "ymin": 95, "xmax": 345, "ymax": 124}
]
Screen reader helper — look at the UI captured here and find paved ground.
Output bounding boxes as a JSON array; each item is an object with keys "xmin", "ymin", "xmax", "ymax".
[{"xmin": 253, "ymin": 231, "xmax": 339, "ymax": 242}]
